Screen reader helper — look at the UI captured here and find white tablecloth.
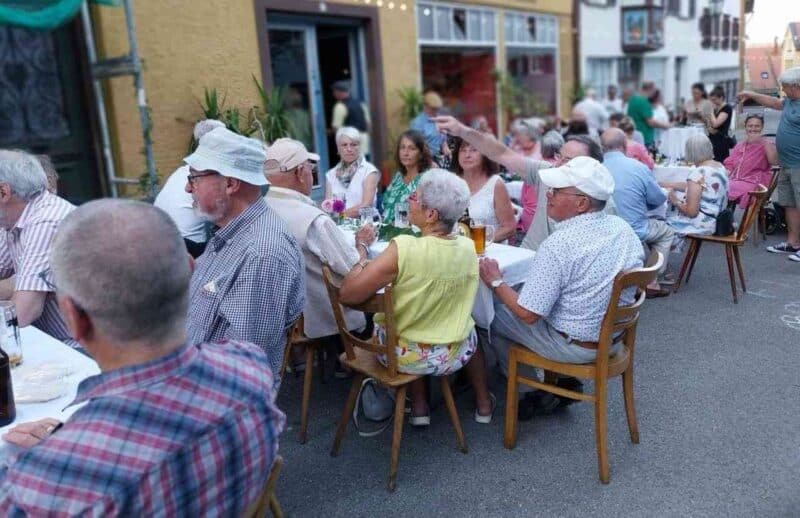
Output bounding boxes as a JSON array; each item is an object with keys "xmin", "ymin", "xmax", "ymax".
[
  {"xmin": 653, "ymin": 165, "xmax": 694, "ymax": 184},
  {"xmin": 341, "ymin": 230, "xmax": 535, "ymax": 329},
  {"xmin": 657, "ymin": 126, "xmax": 704, "ymax": 160},
  {"xmin": 0, "ymin": 327, "xmax": 99, "ymax": 463}
]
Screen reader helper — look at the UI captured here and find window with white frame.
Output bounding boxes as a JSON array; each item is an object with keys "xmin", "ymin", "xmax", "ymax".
[
  {"xmin": 586, "ymin": 58, "xmax": 615, "ymax": 96},
  {"xmin": 417, "ymin": 2, "xmax": 495, "ymax": 44},
  {"xmin": 504, "ymin": 11, "xmax": 559, "ymax": 115},
  {"xmin": 643, "ymin": 57, "xmax": 667, "ymax": 93}
]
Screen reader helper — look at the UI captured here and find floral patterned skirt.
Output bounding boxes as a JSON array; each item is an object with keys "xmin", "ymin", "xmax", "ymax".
[{"xmin": 375, "ymin": 324, "xmax": 478, "ymax": 376}]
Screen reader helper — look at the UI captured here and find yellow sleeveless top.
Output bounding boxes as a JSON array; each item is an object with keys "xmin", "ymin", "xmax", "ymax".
[{"xmin": 377, "ymin": 234, "xmax": 478, "ymax": 345}]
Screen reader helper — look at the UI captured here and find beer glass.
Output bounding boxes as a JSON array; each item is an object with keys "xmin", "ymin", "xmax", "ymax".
[
  {"xmin": 0, "ymin": 302, "xmax": 22, "ymax": 367},
  {"xmin": 359, "ymin": 207, "xmax": 382, "ymax": 229},
  {"xmin": 469, "ymin": 219, "xmax": 495, "ymax": 256},
  {"xmin": 394, "ymin": 202, "xmax": 409, "ymax": 228}
]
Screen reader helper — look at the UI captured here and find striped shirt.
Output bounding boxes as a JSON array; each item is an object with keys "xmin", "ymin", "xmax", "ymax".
[
  {"xmin": 0, "ymin": 191, "xmax": 76, "ymax": 347},
  {"xmin": 186, "ymin": 197, "xmax": 304, "ymax": 386},
  {"xmin": 0, "ymin": 340, "xmax": 285, "ymax": 516}
]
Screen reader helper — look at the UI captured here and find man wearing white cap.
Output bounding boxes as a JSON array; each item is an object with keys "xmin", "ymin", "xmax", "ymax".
[
  {"xmin": 264, "ymin": 138, "xmax": 372, "ymax": 344},
  {"xmin": 154, "ymin": 119, "xmax": 225, "ymax": 257},
  {"xmin": 478, "ymin": 157, "xmax": 644, "ymax": 420},
  {"xmin": 184, "ymin": 127, "xmax": 304, "ymax": 387}
]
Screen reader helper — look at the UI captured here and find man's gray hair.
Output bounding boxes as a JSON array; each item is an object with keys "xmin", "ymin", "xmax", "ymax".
[
  {"xmin": 779, "ymin": 66, "xmax": 800, "ymax": 86},
  {"xmin": 540, "ymin": 131, "xmax": 564, "ymax": 159},
  {"xmin": 601, "ymin": 127, "xmax": 627, "ymax": 152},
  {"xmin": 418, "ymin": 169, "xmax": 470, "ymax": 231},
  {"xmin": 50, "ymin": 199, "xmax": 191, "ymax": 344},
  {"xmin": 518, "ymin": 119, "xmax": 543, "ymax": 140},
  {"xmin": 684, "ymin": 133, "xmax": 714, "ymax": 165},
  {"xmin": 0, "ymin": 150, "xmax": 48, "ymax": 201},
  {"xmin": 335, "ymin": 126, "xmax": 361, "ymax": 146}
]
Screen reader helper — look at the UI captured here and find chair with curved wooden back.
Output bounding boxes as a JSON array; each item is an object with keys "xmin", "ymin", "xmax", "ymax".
[
  {"xmin": 322, "ymin": 266, "xmax": 467, "ymax": 491},
  {"xmin": 754, "ymin": 166, "xmax": 781, "ymax": 244},
  {"xmin": 503, "ymin": 252, "xmax": 662, "ymax": 484},
  {"xmin": 674, "ymin": 185, "xmax": 768, "ymax": 303}
]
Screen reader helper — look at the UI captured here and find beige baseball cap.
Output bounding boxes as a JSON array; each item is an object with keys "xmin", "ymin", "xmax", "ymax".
[
  {"xmin": 264, "ymin": 138, "xmax": 320, "ymax": 174},
  {"xmin": 423, "ymin": 91, "xmax": 443, "ymax": 109},
  {"xmin": 539, "ymin": 156, "xmax": 615, "ymax": 201}
]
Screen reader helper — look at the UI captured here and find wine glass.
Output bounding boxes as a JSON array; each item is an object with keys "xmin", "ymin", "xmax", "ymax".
[{"xmin": 359, "ymin": 207, "xmax": 382, "ymax": 229}]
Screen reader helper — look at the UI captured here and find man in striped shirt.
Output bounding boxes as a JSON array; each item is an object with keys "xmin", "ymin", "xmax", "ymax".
[
  {"xmin": 0, "ymin": 199, "xmax": 284, "ymax": 515},
  {"xmin": 0, "ymin": 150, "xmax": 76, "ymax": 347}
]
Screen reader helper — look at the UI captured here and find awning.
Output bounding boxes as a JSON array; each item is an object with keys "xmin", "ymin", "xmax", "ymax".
[{"xmin": 0, "ymin": 0, "xmax": 119, "ymax": 30}]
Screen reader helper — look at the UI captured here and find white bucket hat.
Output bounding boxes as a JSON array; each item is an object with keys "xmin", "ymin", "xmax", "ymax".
[
  {"xmin": 539, "ymin": 156, "xmax": 615, "ymax": 201},
  {"xmin": 183, "ymin": 127, "xmax": 267, "ymax": 186}
]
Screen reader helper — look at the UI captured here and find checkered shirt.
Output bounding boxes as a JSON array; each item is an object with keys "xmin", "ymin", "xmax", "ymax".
[
  {"xmin": 186, "ymin": 197, "xmax": 304, "ymax": 386},
  {"xmin": 0, "ymin": 340, "xmax": 285, "ymax": 516}
]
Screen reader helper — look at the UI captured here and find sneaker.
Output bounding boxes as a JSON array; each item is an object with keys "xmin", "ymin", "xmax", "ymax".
[
  {"xmin": 518, "ymin": 390, "xmax": 560, "ymax": 421},
  {"xmin": 766, "ymin": 242, "xmax": 800, "ymax": 254},
  {"xmin": 474, "ymin": 393, "xmax": 496, "ymax": 424},
  {"xmin": 409, "ymin": 414, "xmax": 430, "ymax": 427},
  {"xmin": 789, "ymin": 252, "xmax": 800, "ymax": 263}
]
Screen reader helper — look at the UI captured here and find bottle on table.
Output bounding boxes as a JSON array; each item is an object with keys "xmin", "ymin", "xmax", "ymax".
[{"xmin": 0, "ymin": 345, "xmax": 15, "ymax": 426}]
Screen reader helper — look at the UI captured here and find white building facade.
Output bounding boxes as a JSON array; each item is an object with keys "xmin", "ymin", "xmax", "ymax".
[{"xmin": 580, "ymin": 0, "xmax": 740, "ymax": 115}]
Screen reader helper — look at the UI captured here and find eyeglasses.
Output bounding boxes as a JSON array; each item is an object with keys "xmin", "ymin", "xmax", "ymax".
[
  {"xmin": 408, "ymin": 191, "xmax": 419, "ymax": 202},
  {"xmin": 187, "ymin": 171, "xmax": 220, "ymax": 185},
  {"xmin": 546, "ymin": 187, "xmax": 587, "ymax": 198}
]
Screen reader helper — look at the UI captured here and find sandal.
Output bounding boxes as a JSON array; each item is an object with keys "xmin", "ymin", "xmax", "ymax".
[{"xmin": 474, "ymin": 392, "xmax": 496, "ymax": 424}]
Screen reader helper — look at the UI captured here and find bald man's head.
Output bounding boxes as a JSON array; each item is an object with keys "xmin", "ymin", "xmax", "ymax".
[
  {"xmin": 51, "ymin": 199, "xmax": 191, "ymax": 345},
  {"xmin": 601, "ymin": 128, "xmax": 627, "ymax": 153}
]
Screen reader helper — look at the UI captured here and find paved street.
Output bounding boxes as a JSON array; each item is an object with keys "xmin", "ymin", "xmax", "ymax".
[{"xmin": 276, "ymin": 233, "xmax": 800, "ymax": 517}]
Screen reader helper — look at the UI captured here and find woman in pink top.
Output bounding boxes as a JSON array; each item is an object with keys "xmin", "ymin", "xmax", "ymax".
[
  {"xmin": 722, "ymin": 113, "xmax": 778, "ymax": 208},
  {"xmin": 619, "ymin": 117, "xmax": 655, "ymax": 170},
  {"xmin": 516, "ymin": 130, "xmax": 563, "ymax": 243}
]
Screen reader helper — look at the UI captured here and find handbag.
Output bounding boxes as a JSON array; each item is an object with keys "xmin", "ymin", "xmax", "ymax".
[
  {"xmin": 701, "ymin": 207, "xmax": 735, "ymax": 236},
  {"xmin": 352, "ymin": 377, "xmax": 395, "ymax": 437}
]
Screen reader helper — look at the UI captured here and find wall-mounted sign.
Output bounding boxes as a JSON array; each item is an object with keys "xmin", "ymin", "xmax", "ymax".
[
  {"xmin": 761, "ymin": 72, "xmax": 769, "ymax": 79},
  {"xmin": 621, "ymin": 6, "xmax": 664, "ymax": 53}
]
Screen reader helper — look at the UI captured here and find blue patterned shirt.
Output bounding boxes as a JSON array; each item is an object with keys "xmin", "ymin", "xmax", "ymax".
[
  {"xmin": 518, "ymin": 212, "xmax": 644, "ymax": 341},
  {"xmin": 186, "ymin": 198, "xmax": 304, "ymax": 385},
  {"xmin": 0, "ymin": 341, "xmax": 285, "ymax": 516}
]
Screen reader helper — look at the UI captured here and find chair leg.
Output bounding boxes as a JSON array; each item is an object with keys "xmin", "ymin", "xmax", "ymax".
[
  {"xmin": 298, "ymin": 345, "xmax": 315, "ymax": 444},
  {"xmin": 269, "ymin": 494, "xmax": 283, "ymax": 518},
  {"xmin": 388, "ymin": 384, "xmax": 408, "ymax": 492},
  {"xmin": 724, "ymin": 244, "xmax": 738, "ymax": 304},
  {"xmin": 685, "ymin": 240, "xmax": 702, "ymax": 284},
  {"xmin": 504, "ymin": 349, "xmax": 519, "ymax": 450},
  {"xmin": 594, "ymin": 378, "xmax": 610, "ymax": 484},
  {"xmin": 674, "ymin": 239, "xmax": 695, "ymax": 291},
  {"xmin": 732, "ymin": 245, "xmax": 747, "ymax": 293},
  {"xmin": 439, "ymin": 377, "xmax": 468, "ymax": 454},
  {"xmin": 330, "ymin": 374, "xmax": 363, "ymax": 457},
  {"xmin": 622, "ymin": 367, "xmax": 640, "ymax": 444}
]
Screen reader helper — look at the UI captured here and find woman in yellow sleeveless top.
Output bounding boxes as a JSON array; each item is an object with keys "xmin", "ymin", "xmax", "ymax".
[{"xmin": 340, "ymin": 169, "xmax": 494, "ymax": 424}]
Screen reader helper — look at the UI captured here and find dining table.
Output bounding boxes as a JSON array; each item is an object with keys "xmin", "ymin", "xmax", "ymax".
[
  {"xmin": 657, "ymin": 126, "xmax": 705, "ymax": 161},
  {"xmin": 341, "ymin": 226, "xmax": 536, "ymax": 329},
  {"xmin": 0, "ymin": 327, "xmax": 99, "ymax": 464}
]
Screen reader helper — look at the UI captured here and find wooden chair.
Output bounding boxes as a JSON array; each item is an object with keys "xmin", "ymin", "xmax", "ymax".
[
  {"xmin": 753, "ymin": 166, "xmax": 781, "ymax": 245},
  {"xmin": 243, "ymin": 455, "xmax": 284, "ymax": 518},
  {"xmin": 321, "ymin": 266, "xmax": 467, "ymax": 491},
  {"xmin": 503, "ymin": 252, "xmax": 663, "ymax": 484},
  {"xmin": 278, "ymin": 314, "xmax": 328, "ymax": 444},
  {"xmin": 674, "ymin": 185, "xmax": 768, "ymax": 303}
]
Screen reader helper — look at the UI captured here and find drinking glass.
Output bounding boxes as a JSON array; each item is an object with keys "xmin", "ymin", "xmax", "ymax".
[
  {"xmin": 394, "ymin": 202, "xmax": 409, "ymax": 228},
  {"xmin": 359, "ymin": 207, "xmax": 382, "ymax": 229},
  {"xmin": 0, "ymin": 302, "xmax": 22, "ymax": 367},
  {"xmin": 469, "ymin": 219, "xmax": 495, "ymax": 256}
]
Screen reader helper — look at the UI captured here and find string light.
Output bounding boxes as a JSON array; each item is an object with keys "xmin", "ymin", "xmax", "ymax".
[
  {"xmin": 400, "ymin": 3, "xmax": 407, "ymax": 10},
  {"xmin": 388, "ymin": 1, "xmax": 395, "ymax": 8}
]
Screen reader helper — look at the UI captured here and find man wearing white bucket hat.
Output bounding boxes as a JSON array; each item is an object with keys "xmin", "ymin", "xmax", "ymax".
[
  {"xmin": 478, "ymin": 157, "xmax": 644, "ymax": 420},
  {"xmin": 184, "ymin": 127, "xmax": 304, "ymax": 387}
]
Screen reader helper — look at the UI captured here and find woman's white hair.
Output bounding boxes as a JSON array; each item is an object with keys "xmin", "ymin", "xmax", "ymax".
[
  {"xmin": 0, "ymin": 150, "xmax": 49, "ymax": 201},
  {"xmin": 540, "ymin": 130, "xmax": 565, "ymax": 159},
  {"xmin": 418, "ymin": 169, "xmax": 470, "ymax": 230},
  {"xmin": 684, "ymin": 133, "xmax": 714, "ymax": 165},
  {"xmin": 335, "ymin": 126, "xmax": 361, "ymax": 146},
  {"xmin": 779, "ymin": 66, "xmax": 800, "ymax": 87}
]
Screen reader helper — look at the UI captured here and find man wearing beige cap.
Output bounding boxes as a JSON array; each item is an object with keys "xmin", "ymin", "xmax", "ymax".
[
  {"xmin": 478, "ymin": 157, "xmax": 644, "ymax": 420},
  {"xmin": 264, "ymin": 138, "xmax": 373, "ymax": 347},
  {"xmin": 411, "ymin": 90, "xmax": 447, "ymax": 161},
  {"xmin": 184, "ymin": 127, "xmax": 304, "ymax": 387}
]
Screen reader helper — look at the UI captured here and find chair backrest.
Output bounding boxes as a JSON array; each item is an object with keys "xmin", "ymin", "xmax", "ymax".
[
  {"xmin": 321, "ymin": 266, "xmax": 400, "ymax": 378},
  {"xmin": 764, "ymin": 166, "xmax": 781, "ymax": 200},
  {"xmin": 595, "ymin": 251, "xmax": 663, "ymax": 374},
  {"xmin": 735, "ymin": 184, "xmax": 769, "ymax": 242},
  {"xmin": 243, "ymin": 455, "xmax": 283, "ymax": 518}
]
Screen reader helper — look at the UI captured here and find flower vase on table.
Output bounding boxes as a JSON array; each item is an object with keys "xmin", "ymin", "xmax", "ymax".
[{"xmin": 321, "ymin": 197, "xmax": 346, "ymax": 224}]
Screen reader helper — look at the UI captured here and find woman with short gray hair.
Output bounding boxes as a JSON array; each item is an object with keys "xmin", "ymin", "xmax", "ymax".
[
  {"xmin": 660, "ymin": 133, "xmax": 729, "ymax": 251},
  {"xmin": 340, "ymin": 168, "xmax": 494, "ymax": 425},
  {"xmin": 325, "ymin": 126, "xmax": 380, "ymax": 218}
]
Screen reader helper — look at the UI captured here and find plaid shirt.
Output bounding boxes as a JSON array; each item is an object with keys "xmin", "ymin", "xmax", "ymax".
[
  {"xmin": 0, "ymin": 341, "xmax": 285, "ymax": 516},
  {"xmin": 186, "ymin": 198, "xmax": 304, "ymax": 385}
]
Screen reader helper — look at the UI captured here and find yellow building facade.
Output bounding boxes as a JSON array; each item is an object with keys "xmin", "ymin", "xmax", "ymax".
[{"xmin": 93, "ymin": 0, "xmax": 574, "ymax": 196}]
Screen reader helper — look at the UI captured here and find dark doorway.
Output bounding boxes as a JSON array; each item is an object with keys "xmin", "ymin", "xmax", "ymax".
[
  {"xmin": 316, "ymin": 25, "xmax": 361, "ymax": 166},
  {"xmin": 0, "ymin": 20, "xmax": 104, "ymax": 204}
]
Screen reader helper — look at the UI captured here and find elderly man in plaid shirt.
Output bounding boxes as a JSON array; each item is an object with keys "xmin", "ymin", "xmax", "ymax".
[
  {"xmin": 183, "ymin": 127, "xmax": 304, "ymax": 386},
  {"xmin": 0, "ymin": 199, "xmax": 285, "ymax": 515}
]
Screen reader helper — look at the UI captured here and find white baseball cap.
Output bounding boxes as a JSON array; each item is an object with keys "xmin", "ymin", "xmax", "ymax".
[
  {"xmin": 539, "ymin": 156, "xmax": 615, "ymax": 201},
  {"xmin": 183, "ymin": 127, "xmax": 267, "ymax": 186},
  {"xmin": 264, "ymin": 138, "xmax": 320, "ymax": 174}
]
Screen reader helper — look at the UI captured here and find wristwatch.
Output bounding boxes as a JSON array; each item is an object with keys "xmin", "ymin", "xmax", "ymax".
[{"xmin": 490, "ymin": 279, "xmax": 505, "ymax": 290}]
